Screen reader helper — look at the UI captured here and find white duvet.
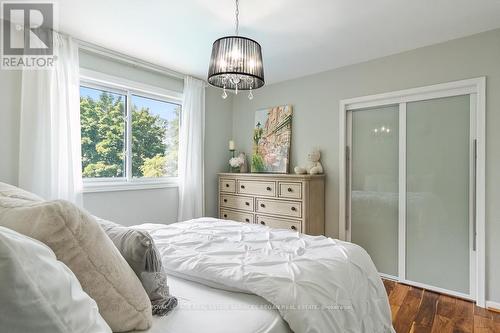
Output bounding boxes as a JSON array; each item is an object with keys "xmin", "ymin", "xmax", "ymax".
[{"xmin": 137, "ymin": 218, "xmax": 394, "ymax": 333}]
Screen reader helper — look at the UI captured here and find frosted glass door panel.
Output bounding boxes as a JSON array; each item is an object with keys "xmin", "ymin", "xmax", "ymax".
[
  {"xmin": 406, "ymin": 95, "xmax": 470, "ymax": 294},
  {"xmin": 351, "ymin": 105, "xmax": 399, "ymax": 276}
]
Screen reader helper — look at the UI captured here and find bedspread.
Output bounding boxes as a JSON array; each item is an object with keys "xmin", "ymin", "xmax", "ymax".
[{"xmin": 135, "ymin": 218, "xmax": 394, "ymax": 333}]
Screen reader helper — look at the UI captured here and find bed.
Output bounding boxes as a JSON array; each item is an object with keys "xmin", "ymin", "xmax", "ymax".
[
  {"xmin": 133, "ymin": 218, "xmax": 395, "ymax": 333},
  {"xmin": 0, "ymin": 182, "xmax": 393, "ymax": 333}
]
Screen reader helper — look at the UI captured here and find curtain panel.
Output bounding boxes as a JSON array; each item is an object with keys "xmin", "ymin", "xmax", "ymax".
[
  {"xmin": 18, "ymin": 32, "xmax": 83, "ymax": 205},
  {"xmin": 178, "ymin": 76, "xmax": 205, "ymax": 220}
]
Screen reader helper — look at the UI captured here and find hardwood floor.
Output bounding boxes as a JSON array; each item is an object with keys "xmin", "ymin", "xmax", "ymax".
[{"xmin": 383, "ymin": 279, "xmax": 500, "ymax": 333}]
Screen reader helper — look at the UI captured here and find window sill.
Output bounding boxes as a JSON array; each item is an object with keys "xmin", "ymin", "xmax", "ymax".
[{"xmin": 83, "ymin": 179, "xmax": 178, "ymax": 193}]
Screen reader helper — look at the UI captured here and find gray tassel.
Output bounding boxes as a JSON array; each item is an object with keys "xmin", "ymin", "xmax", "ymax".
[
  {"xmin": 152, "ymin": 296, "xmax": 178, "ymax": 316},
  {"xmin": 141, "ymin": 242, "xmax": 178, "ymax": 317}
]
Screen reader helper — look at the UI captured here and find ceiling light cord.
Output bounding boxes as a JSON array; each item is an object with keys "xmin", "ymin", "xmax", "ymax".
[{"xmin": 235, "ymin": 0, "xmax": 239, "ymax": 36}]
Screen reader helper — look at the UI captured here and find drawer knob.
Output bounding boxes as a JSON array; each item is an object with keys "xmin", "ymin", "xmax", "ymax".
[
  {"xmin": 291, "ymin": 225, "xmax": 297, "ymax": 230},
  {"xmin": 241, "ymin": 185, "xmax": 245, "ymax": 189},
  {"xmin": 288, "ymin": 187, "xmax": 293, "ymax": 192},
  {"xmin": 260, "ymin": 221, "xmax": 266, "ymax": 225},
  {"xmin": 266, "ymin": 186, "xmax": 272, "ymax": 191},
  {"xmin": 223, "ymin": 199, "xmax": 227, "ymax": 203},
  {"xmin": 291, "ymin": 207, "xmax": 297, "ymax": 211},
  {"xmin": 245, "ymin": 202, "xmax": 250, "ymax": 206},
  {"xmin": 223, "ymin": 214, "xmax": 227, "ymax": 218},
  {"xmin": 260, "ymin": 203, "xmax": 266, "ymax": 208},
  {"xmin": 225, "ymin": 184, "xmax": 229, "ymax": 187},
  {"xmin": 245, "ymin": 218, "xmax": 250, "ymax": 222}
]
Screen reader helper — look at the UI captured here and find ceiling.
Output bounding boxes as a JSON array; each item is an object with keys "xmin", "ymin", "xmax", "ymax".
[{"xmin": 57, "ymin": 0, "xmax": 500, "ymax": 84}]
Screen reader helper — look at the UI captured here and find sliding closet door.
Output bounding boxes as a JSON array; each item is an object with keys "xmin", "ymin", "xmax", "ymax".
[
  {"xmin": 405, "ymin": 95, "xmax": 471, "ymax": 294},
  {"xmin": 350, "ymin": 105, "xmax": 399, "ymax": 277}
]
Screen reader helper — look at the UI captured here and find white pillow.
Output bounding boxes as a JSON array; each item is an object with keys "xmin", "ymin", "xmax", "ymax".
[
  {"xmin": 0, "ymin": 184, "xmax": 152, "ymax": 332},
  {"xmin": 0, "ymin": 226, "xmax": 112, "ymax": 333}
]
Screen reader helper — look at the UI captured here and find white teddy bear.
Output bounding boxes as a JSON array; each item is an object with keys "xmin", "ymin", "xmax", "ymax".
[{"xmin": 294, "ymin": 149, "xmax": 324, "ymax": 175}]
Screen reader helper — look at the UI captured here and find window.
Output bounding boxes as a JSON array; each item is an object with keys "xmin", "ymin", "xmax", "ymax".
[
  {"xmin": 79, "ymin": 72, "xmax": 181, "ymax": 191},
  {"xmin": 130, "ymin": 95, "xmax": 179, "ymax": 178},
  {"xmin": 80, "ymin": 86, "xmax": 127, "ymax": 178}
]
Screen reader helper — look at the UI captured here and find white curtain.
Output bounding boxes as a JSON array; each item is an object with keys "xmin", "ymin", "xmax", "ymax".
[
  {"xmin": 18, "ymin": 32, "xmax": 83, "ymax": 205},
  {"xmin": 178, "ymin": 76, "xmax": 205, "ymax": 221}
]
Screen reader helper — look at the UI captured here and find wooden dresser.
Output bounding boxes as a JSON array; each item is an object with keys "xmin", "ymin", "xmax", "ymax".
[{"xmin": 218, "ymin": 173, "xmax": 325, "ymax": 235}]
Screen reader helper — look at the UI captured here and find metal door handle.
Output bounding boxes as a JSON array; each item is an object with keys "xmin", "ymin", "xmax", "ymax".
[
  {"xmin": 346, "ymin": 146, "xmax": 351, "ymax": 231},
  {"xmin": 473, "ymin": 139, "xmax": 477, "ymax": 251}
]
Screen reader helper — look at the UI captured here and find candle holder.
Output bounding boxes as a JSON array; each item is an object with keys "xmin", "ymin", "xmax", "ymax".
[{"xmin": 229, "ymin": 149, "xmax": 236, "ymax": 172}]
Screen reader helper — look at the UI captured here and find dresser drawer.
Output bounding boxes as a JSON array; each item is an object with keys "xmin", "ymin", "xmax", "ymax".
[
  {"xmin": 278, "ymin": 182, "xmax": 302, "ymax": 199},
  {"xmin": 220, "ymin": 209, "xmax": 253, "ymax": 223},
  {"xmin": 237, "ymin": 180, "xmax": 276, "ymax": 197},
  {"xmin": 255, "ymin": 199, "xmax": 302, "ymax": 218},
  {"xmin": 256, "ymin": 215, "xmax": 301, "ymax": 232},
  {"xmin": 220, "ymin": 178, "xmax": 236, "ymax": 193},
  {"xmin": 220, "ymin": 195, "xmax": 253, "ymax": 212}
]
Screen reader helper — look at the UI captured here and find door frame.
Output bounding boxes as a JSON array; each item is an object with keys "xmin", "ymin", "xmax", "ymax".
[{"xmin": 338, "ymin": 77, "xmax": 486, "ymax": 307}]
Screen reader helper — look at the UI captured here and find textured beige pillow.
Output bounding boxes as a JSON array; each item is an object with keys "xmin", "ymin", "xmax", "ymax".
[{"xmin": 0, "ymin": 183, "xmax": 152, "ymax": 332}]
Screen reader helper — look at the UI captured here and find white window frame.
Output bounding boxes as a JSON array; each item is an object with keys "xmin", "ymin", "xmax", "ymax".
[
  {"xmin": 338, "ymin": 77, "xmax": 486, "ymax": 307},
  {"xmin": 80, "ymin": 69, "xmax": 183, "ymax": 193}
]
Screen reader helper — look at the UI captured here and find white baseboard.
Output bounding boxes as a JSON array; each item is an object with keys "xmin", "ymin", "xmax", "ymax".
[{"xmin": 486, "ymin": 300, "xmax": 500, "ymax": 311}]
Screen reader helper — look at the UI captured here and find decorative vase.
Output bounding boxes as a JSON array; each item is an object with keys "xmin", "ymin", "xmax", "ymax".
[{"xmin": 239, "ymin": 153, "xmax": 248, "ymax": 173}]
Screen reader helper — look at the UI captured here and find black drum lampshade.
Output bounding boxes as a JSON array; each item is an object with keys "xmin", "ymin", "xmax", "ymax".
[{"xmin": 208, "ymin": 36, "xmax": 264, "ymax": 91}]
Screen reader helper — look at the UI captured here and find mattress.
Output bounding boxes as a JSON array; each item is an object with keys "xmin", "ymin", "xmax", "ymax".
[{"xmin": 134, "ymin": 275, "xmax": 291, "ymax": 333}]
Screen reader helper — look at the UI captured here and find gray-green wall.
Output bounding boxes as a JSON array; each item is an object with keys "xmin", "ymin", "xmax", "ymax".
[
  {"xmin": 231, "ymin": 29, "xmax": 500, "ymax": 303},
  {"xmin": 204, "ymin": 89, "xmax": 233, "ymax": 217}
]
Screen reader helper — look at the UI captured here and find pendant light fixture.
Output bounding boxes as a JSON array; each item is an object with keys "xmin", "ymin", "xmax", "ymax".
[{"xmin": 207, "ymin": 0, "xmax": 265, "ymax": 100}]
